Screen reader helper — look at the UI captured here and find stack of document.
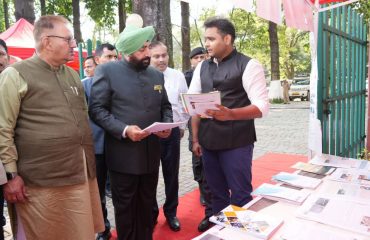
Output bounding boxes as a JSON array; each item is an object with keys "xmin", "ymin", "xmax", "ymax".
[
  {"xmin": 209, "ymin": 205, "xmax": 283, "ymax": 240},
  {"xmin": 291, "ymin": 162, "xmax": 336, "ymax": 175},
  {"xmin": 272, "ymin": 172, "xmax": 322, "ymax": 189},
  {"xmin": 252, "ymin": 183, "xmax": 310, "ymax": 205},
  {"xmin": 142, "ymin": 121, "xmax": 187, "ymax": 133},
  {"xmin": 296, "ymin": 194, "xmax": 370, "ymax": 237}
]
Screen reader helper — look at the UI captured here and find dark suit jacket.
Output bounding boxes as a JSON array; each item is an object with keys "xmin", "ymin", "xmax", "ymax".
[{"xmin": 89, "ymin": 59, "xmax": 173, "ymax": 175}]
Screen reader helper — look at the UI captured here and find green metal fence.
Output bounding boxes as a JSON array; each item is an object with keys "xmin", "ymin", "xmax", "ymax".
[{"xmin": 317, "ymin": 5, "xmax": 368, "ymax": 158}]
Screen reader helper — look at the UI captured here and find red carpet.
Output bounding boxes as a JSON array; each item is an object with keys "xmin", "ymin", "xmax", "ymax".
[{"xmin": 111, "ymin": 152, "xmax": 307, "ymax": 240}]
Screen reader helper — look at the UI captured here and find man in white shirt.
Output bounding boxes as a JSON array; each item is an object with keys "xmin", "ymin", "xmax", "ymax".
[
  {"xmin": 150, "ymin": 41, "xmax": 189, "ymax": 231},
  {"xmin": 188, "ymin": 17, "xmax": 269, "ymax": 215}
]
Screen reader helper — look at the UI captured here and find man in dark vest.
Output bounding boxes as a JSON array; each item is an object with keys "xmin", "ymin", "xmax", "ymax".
[
  {"xmin": 89, "ymin": 19, "xmax": 173, "ymax": 240},
  {"xmin": 188, "ymin": 17, "xmax": 269, "ymax": 215},
  {"xmin": 0, "ymin": 15, "xmax": 104, "ymax": 239}
]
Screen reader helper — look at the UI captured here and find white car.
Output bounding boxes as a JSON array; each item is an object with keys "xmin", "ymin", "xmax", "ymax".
[{"xmin": 289, "ymin": 79, "xmax": 310, "ymax": 101}]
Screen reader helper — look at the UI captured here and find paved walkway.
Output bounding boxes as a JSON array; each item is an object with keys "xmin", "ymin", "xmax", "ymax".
[{"xmin": 105, "ymin": 100, "xmax": 310, "ymax": 227}]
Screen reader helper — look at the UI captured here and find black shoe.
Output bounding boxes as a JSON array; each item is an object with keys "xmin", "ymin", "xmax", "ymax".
[
  {"xmin": 105, "ymin": 189, "xmax": 112, "ymax": 198},
  {"xmin": 96, "ymin": 231, "xmax": 111, "ymax": 240},
  {"xmin": 198, "ymin": 217, "xmax": 212, "ymax": 232},
  {"xmin": 166, "ymin": 216, "xmax": 181, "ymax": 231},
  {"xmin": 200, "ymin": 195, "xmax": 206, "ymax": 206}
]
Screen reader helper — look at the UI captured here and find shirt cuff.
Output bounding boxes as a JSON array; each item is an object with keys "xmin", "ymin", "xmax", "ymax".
[
  {"xmin": 251, "ymin": 100, "xmax": 270, "ymax": 117},
  {"xmin": 122, "ymin": 126, "xmax": 129, "ymax": 138},
  {"xmin": 3, "ymin": 162, "xmax": 17, "ymax": 173}
]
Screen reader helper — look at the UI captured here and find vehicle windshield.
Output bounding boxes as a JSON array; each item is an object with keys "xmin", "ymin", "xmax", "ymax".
[{"xmin": 294, "ymin": 80, "xmax": 310, "ymax": 85}]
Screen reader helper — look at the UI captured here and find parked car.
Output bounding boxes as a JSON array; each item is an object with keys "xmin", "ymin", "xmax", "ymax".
[{"xmin": 289, "ymin": 79, "xmax": 310, "ymax": 101}]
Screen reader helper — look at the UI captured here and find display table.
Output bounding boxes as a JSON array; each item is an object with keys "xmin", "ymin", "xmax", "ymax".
[{"xmin": 193, "ymin": 174, "xmax": 369, "ymax": 240}]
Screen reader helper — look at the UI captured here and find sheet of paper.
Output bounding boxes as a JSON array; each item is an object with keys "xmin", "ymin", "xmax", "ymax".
[
  {"xmin": 316, "ymin": 181, "xmax": 370, "ymax": 204},
  {"xmin": 181, "ymin": 91, "xmax": 221, "ymax": 118},
  {"xmin": 327, "ymin": 168, "xmax": 370, "ymax": 186},
  {"xmin": 143, "ymin": 121, "xmax": 187, "ymax": 133},
  {"xmin": 309, "ymin": 154, "xmax": 369, "ymax": 170},
  {"xmin": 279, "ymin": 221, "xmax": 366, "ymax": 240},
  {"xmin": 296, "ymin": 194, "xmax": 370, "ymax": 236}
]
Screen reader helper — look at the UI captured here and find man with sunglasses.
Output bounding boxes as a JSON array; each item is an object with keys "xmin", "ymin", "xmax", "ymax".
[{"xmin": 0, "ymin": 15, "xmax": 104, "ymax": 239}]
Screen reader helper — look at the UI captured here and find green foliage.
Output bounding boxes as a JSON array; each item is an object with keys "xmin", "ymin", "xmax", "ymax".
[
  {"xmin": 278, "ymin": 26, "xmax": 310, "ymax": 79},
  {"xmin": 45, "ymin": 0, "xmax": 73, "ymax": 20},
  {"xmin": 0, "ymin": 1, "xmax": 4, "ymax": 32},
  {"xmin": 357, "ymin": 148, "xmax": 370, "ymax": 161},
  {"xmin": 352, "ymin": 0, "xmax": 370, "ymax": 23},
  {"xmin": 270, "ymin": 98, "xmax": 284, "ymax": 104},
  {"xmin": 84, "ymin": 0, "xmax": 117, "ymax": 28}
]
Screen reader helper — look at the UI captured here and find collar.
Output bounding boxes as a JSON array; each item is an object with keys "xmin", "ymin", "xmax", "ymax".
[
  {"xmin": 31, "ymin": 54, "xmax": 64, "ymax": 72},
  {"xmin": 210, "ymin": 48, "xmax": 237, "ymax": 64}
]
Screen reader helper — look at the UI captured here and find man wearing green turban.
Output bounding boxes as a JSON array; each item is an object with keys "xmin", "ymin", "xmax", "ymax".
[{"xmin": 89, "ymin": 23, "xmax": 173, "ymax": 240}]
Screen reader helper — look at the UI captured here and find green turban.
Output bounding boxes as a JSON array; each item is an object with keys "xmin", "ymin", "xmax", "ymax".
[{"xmin": 116, "ymin": 24, "xmax": 155, "ymax": 55}]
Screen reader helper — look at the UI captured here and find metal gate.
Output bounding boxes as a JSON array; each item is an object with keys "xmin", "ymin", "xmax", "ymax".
[{"xmin": 317, "ymin": 5, "xmax": 368, "ymax": 158}]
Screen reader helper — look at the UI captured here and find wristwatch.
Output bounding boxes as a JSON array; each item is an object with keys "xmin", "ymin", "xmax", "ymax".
[{"xmin": 6, "ymin": 172, "xmax": 18, "ymax": 180}]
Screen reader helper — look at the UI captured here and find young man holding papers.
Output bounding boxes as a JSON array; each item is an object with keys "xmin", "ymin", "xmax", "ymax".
[{"xmin": 188, "ymin": 17, "xmax": 269, "ymax": 215}]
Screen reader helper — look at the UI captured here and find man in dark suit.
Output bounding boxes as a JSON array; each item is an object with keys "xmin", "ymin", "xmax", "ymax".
[{"xmin": 89, "ymin": 21, "xmax": 173, "ymax": 240}]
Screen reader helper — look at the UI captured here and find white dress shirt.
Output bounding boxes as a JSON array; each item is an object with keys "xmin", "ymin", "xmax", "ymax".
[
  {"xmin": 188, "ymin": 59, "xmax": 270, "ymax": 117},
  {"xmin": 163, "ymin": 67, "xmax": 190, "ymax": 129}
]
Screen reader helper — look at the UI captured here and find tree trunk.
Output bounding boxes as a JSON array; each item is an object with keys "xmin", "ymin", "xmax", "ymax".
[
  {"xmin": 14, "ymin": 0, "xmax": 35, "ymax": 24},
  {"xmin": 72, "ymin": 0, "xmax": 82, "ymax": 43},
  {"xmin": 118, "ymin": 0, "xmax": 126, "ymax": 33},
  {"xmin": 181, "ymin": 1, "xmax": 190, "ymax": 72},
  {"xmin": 132, "ymin": 0, "xmax": 174, "ymax": 68},
  {"xmin": 3, "ymin": 0, "xmax": 9, "ymax": 29},
  {"xmin": 268, "ymin": 21, "xmax": 280, "ymax": 80},
  {"xmin": 40, "ymin": 0, "xmax": 46, "ymax": 15}
]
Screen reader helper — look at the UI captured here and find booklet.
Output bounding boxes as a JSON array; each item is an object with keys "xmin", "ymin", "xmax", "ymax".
[
  {"xmin": 272, "ymin": 172, "xmax": 322, "ymax": 189},
  {"xmin": 181, "ymin": 91, "xmax": 221, "ymax": 118},
  {"xmin": 296, "ymin": 194, "xmax": 370, "ymax": 236},
  {"xmin": 309, "ymin": 154, "xmax": 369, "ymax": 170},
  {"xmin": 142, "ymin": 121, "xmax": 187, "ymax": 133},
  {"xmin": 291, "ymin": 162, "xmax": 336, "ymax": 175},
  {"xmin": 251, "ymin": 183, "xmax": 310, "ymax": 205},
  {"xmin": 209, "ymin": 205, "xmax": 283, "ymax": 240},
  {"xmin": 327, "ymin": 168, "xmax": 370, "ymax": 186}
]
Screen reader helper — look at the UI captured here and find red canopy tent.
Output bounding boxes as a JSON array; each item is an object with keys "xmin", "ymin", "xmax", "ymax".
[{"xmin": 0, "ymin": 18, "xmax": 86, "ymax": 71}]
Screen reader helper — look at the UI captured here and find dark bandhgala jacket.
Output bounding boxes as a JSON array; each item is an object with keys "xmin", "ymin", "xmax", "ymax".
[
  {"xmin": 89, "ymin": 60, "xmax": 173, "ymax": 175},
  {"xmin": 199, "ymin": 50, "xmax": 256, "ymax": 151},
  {"xmin": 12, "ymin": 55, "xmax": 96, "ymax": 187}
]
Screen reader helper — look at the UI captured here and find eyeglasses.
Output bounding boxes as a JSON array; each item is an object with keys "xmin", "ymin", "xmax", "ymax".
[{"xmin": 46, "ymin": 35, "xmax": 76, "ymax": 45}]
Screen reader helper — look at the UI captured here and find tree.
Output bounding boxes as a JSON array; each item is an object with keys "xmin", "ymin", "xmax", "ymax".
[
  {"xmin": 40, "ymin": 0, "xmax": 46, "ymax": 15},
  {"xmin": 84, "ymin": 0, "xmax": 117, "ymax": 29},
  {"xmin": 118, "ymin": 0, "xmax": 126, "ymax": 33},
  {"xmin": 268, "ymin": 21, "xmax": 280, "ymax": 80},
  {"xmin": 132, "ymin": 0, "xmax": 173, "ymax": 67},
  {"xmin": 72, "ymin": 0, "xmax": 82, "ymax": 43},
  {"xmin": 14, "ymin": 0, "xmax": 35, "ymax": 24},
  {"xmin": 278, "ymin": 27, "xmax": 310, "ymax": 79},
  {"xmin": 3, "ymin": 0, "xmax": 9, "ymax": 29},
  {"xmin": 181, "ymin": 1, "xmax": 190, "ymax": 72}
]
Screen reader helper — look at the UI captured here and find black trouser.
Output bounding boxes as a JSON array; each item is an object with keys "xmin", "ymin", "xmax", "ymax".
[
  {"xmin": 153, "ymin": 127, "xmax": 180, "ymax": 220},
  {"xmin": 95, "ymin": 154, "xmax": 111, "ymax": 234},
  {"xmin": 111, "ymin": 170, "xmax": 158, "ymax": 240}
]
